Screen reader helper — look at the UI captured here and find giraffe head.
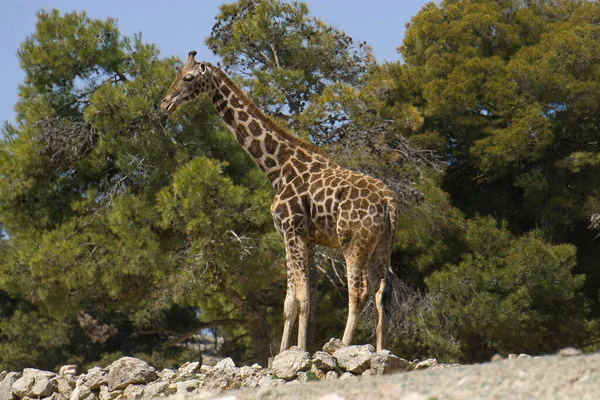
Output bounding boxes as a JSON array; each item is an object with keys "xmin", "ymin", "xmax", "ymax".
[{"xmin": 161, "ymin": 50, "xmax": 213, "ymax": 114}]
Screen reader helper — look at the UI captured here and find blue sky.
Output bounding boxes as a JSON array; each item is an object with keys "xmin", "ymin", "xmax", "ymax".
[{"xmin": 0, "ymin": 0, "xmax": 433, "ymax": 126}]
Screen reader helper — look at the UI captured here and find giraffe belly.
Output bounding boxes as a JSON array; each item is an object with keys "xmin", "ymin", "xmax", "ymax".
[{"xmin": 308, "ymin": 216, "xmax": 340, "ymax": 248}]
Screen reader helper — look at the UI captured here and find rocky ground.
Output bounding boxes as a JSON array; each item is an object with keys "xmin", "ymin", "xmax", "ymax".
[{"xmin": 0, "ymin": 340, "xmax": 597, "ymax": 400}]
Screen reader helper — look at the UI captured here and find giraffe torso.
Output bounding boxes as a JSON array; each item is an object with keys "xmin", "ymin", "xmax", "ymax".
[{"xmin": 271, "ymin": 149, "xmax": 397, "ymax": 249}]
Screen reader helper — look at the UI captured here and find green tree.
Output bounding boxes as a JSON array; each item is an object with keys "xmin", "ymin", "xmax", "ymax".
[
  {"xmin": 424, "ymin": 217, "xmax": 588, "ymax": 362},
  {"xmin": 206, "ymin": 0, "xmax": 375, "ymax": 144},
  {"xmin": 391, "ymin": 0, "xmax": 600, "ymax": 322},
  {"xmin": 0, "ymin": 9, "xmax": 280, "ymax": 369}
]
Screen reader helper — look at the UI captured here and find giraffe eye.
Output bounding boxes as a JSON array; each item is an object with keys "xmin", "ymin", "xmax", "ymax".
[{"xmin": 183, "ymin": 75, "xmax": 194, "ymax": 82}]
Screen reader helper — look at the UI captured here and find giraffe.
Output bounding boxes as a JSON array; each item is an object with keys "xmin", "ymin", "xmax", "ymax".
[{"xmin": 161, "ymin": 51, "xmax": 398, "ymax": 353}]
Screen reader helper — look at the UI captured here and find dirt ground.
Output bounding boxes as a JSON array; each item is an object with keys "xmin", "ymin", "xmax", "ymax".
[{"xmin": 207, "ymin": 350, "xmax": 599, "ymax": 400}]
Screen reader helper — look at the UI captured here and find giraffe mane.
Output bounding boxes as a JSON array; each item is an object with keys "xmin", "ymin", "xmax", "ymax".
[{"xmin": 206, "ymin": 62, "xmax": 323, "ymax": 155}]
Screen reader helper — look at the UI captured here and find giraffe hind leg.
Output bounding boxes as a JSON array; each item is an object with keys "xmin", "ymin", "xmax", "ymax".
[
  {"xmin": 341, "ymin": 239, "xmax": 377, "ymax": 347},
  {"xmin": 367, "ymin": 234, "xmax": 394, "ymax": 352}
]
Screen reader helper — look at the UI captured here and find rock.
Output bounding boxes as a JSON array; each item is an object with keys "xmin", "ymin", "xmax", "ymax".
[
  {"xmin": 31, "ymin": 378, "xmax": 57, "ymax": 397},
  {"xmin": 106, "ymin": 357, "xmax": 157, "ymax": 391},
  {"xmin": 0, "ymin": 375, "xmax": 5, "ymax": 384},
  {"xmin": 339, "ymin": 372, "xmax": 356, "ymax": 380},
  {"xmin": 199, "ymin": 365, "xmax": 212, "ymax": 374},
  {"xmin": 173, "ymin": 380, "xmax": 200, "ymax": 395},
  {"xmin": 414, "ymin": 359, "xmax": 438, "ymax": 370},
  {"xmin": 490, "ymin": 354, "xmax": 503, "ymax": 362},
  {"xmin": 518, "ymin": 354, "xmax": 531, "ymax": 359},
  {"xmin": 69, "ymin": 386, "xmax": 97, "ymax": 400},
  {"xmin": 12, "ymin": 375, "xmax": 35, "ymax": 398},
  {"xmin": 122, "ymin": 385, "xmax": 144, "ymax": 400},
  {"xmin": 0, "ymin": 372, "xmax": 22, "ymax": 400},
  {"xmin": 85, "ymin": 368, "xmax": 108, "ymax": 390},
  {"xmin": 238, "ymin": 366, "xmax": 253, "ymax": 380},
  {"xmin": 251, "ymin": 364, "xmax": 262, "ymax": 371},
  {"xmin": 140, "ymin": 380, "xmax": 173, "ymax": 400},
  {"xmin": 272, "ymin": 346, "xmax": 311, "ymax": 380},
  {"xmin": 59, "ymin": 367, "xmax": 77, "ymax": 377},
  {"xmin": 322, "ymin": 338, "xmax": 344, "ymax": 355},
  {"xmin": 370, "ymin": 350, "xmax": 410, "ymax": 375},
  {"xmin": 257, "ymin": 376, "xmax": 285, "ymax": 387},
  {"xmin": 508, "ymin": 354, "xmax": 518, "ymax": 360},
  {"xmin": 242, "ymin": 379, "xmax": 258, "ymax": 389},
  {"xmin": 215, "ymin": 358, "xmax": 236, "ymax": 370},
  {"xmin": 333, "ymin": 345, "xmax": 375, "ymax": 374},
  {"xmin": 312, "ymin": 351, "xmax": 336, "ymax": 371},
  {"xmin": 310, "ymin": 364, "xmax": 326, "ymax": 380},
  {"xmin": 44, "ymin": 393, "xmax": 67, "ymax": 400},
  {"xmin": 98, "ymin": 386, "xmax": 111, "ymax": 400},
  {"xmin": 54, "ymin": 375, "xmax": 74, "ymax": 399},
  {"xmin": 559, "ymin": 347, "xmax": 582, "ymax": 357},
  {"xmin": 178, "ymin": 362, "xmax": 200, "ymax": 376},
  {"xmin": 156, "ymin": 370, "xmax": 176, "ymax": 381},
  {"xmin": 325, "ymin": 371, "xmax": 339, "ymax": 380}
]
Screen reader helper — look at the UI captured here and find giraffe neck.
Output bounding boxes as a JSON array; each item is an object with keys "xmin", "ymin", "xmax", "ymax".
[{"xmin": 207, "ymin": 66, "xmax": 322, "ymax": 188}]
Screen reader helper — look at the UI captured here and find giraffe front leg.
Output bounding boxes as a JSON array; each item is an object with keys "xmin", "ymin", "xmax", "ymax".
[
  {"xmin": 279, "ymin": 270, "xmax": 297, "ymax": 353},
  {"xmin": 295, "ymin": 266, "xmax": 310, "ymax": 350},
  {"xmin": 279, "ymin": 233, "xmax": 310, "ymax": 352}
]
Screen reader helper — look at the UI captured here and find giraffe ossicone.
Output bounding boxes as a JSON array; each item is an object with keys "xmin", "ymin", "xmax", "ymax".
[{"xmin": 161, "ymin": 50, "xmax": 398, "ymax": 353}]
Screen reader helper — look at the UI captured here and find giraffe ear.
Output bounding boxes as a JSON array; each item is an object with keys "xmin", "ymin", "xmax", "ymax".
[{"xmin": 199, "ymin": 62, "xmax": 207, "ymax": 74}]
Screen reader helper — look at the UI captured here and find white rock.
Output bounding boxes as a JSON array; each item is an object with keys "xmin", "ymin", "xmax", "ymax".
[
  {"xmin": 85, "ymin": 368, "xmax": 108, "ymax": 390},
  {"xmin": 106, "ymin": 358, "xmax": 157, "ymax": 391},
  {"xmin": 518, "ymin": 354, "xmax": 531, "ymax": 359},
  {"xmin": 215, "ymin": 358, "xmax": 236, "ymax": 370},
  {"xmin": 12, "ymin": 375, "xmax": 35, "ymax": 398},
  {"xmin": 122, "ymin": 384, "xmax": 144, "ymax": 400},
  {"xmin": 54, "ymin": 375, "xmax": 74, "ymax": 398},
  {"xmin": 140, "ymin": 380, "xmax": 173, "ymax": 400},
  {"xmin": 272, "ymin": 346, "xmax": 311, "ymax": 380},
  {"xmin": 322, "ymin": 338, "xmax": 344, "ymax": 355},
  {"xmin": 59, "ymin": 367, "xmax": 77, "ymax": 377},
  {"xmin": 370, "ymin": 350, "xmax": 410, "ymax": 374},
  {"xmin": 414, "ymin": 359, "xmax": 438, "ymax": 370},
  {"xmin": 98, "ymin": 385, "xmax": 111, "ymax": 400},
  {"xmin": 174, "ymin": 380, "xmax": 200, "ymax": 395},
  {"xmin": 490, "ymin": 354, "xmax": 503, "ymax": 362},
  {"xmin": 238, "ymin": 366, "xmax": 253, "ymax": 380},
  {"xmin": 69, "ymin": 386, "xmax": 97, "ymax": 400},
  {"xmin": 250, "ymin": 364, "xmax": 262, "ymax": 371},
  {"xmin": 325, "ymin": 371, "xmax": 339, "ymax": 380},
  {"xmin": 241, "ymin": 378, "xmax": 258, "ymax": 388},
  {"xmin": 199, "ymin": 365, "xmax": 212, "ymax": 374},
  {"xmin": 559, "ymin": 347, "xmax": 582, "ymax": 357},
  {"xmin": 333, "ymin": 345, "xmax": 375, "ymax": 374},
  {"xmin": 0, "ymin": 372, "xmax": 22, "ymax": 400},
  {"xmin": 312, "ymin": 351, "xmax": 336, "ymax": 371},
  {"xmin": 339, "ymin": 372, "xmax": 356, "ymax": 380},
  {"xmin": 44, "ymin": 393, "xmax": 67, "ymax": 400},
  {"xmin": 178, "ymin": 362, "xmax": 200, "ymax": 375},
  {"xmin": 31, "ymin": 377, "xmax": 57, "ymax": 397},
  {"xmin": 257, "ymin": 376, "xmax": 285, "ymax": 387}
]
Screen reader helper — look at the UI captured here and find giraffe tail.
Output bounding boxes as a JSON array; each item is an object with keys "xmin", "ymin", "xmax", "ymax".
[{"xmin": 381, "ymin": 198, "xmax": 398, "ymax": 321}]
